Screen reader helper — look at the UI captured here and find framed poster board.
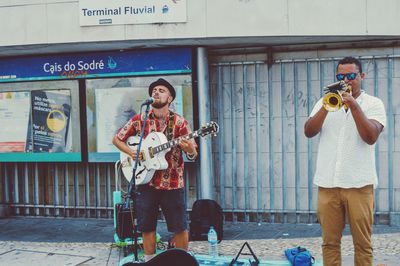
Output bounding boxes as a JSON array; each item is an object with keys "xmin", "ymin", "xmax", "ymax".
[
  {"xmin": 86, "ymin": 75, "xmax": 193, "ymax": 162},
  {"xmin": 0, "ymin": 81, "xmax": 81, "ymax": 162}
]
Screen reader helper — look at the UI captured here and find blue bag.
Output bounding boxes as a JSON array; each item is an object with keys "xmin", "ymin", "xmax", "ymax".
[{"xmin": 284, "ymin": 246, "xmax": 315, "ymax": 266}]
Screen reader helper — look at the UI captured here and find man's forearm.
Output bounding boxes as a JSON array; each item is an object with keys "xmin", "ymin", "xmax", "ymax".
[
  {"xmin": 350, "ymin": 104, "xmax": 383, "ymax": 145},
  {"xmin": 112, "ymin": 136, "xmax": 132, "ymax": 156},
  {"xmin": 304, "ymin": 107, "xmax": 328, "ymax": 138}
]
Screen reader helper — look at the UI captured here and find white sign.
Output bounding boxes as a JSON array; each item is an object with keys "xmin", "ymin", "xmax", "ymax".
[{"xmin": 79, "ymin": 0, "xmax": 187, "ymax": 26}]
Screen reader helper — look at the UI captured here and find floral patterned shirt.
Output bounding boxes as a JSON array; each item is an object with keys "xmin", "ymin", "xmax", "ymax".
[{"xmin": 116, "ymin": 109, "xmax": 196, "ymax": 190}]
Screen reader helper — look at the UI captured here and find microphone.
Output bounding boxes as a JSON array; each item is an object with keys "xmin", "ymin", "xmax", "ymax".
[{"xmin": 141, "ymin": 97, "xmax": 155, "ymax": 106}]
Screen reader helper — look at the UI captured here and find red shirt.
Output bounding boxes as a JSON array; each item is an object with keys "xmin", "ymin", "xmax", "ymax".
[{"xmin": 116, "ymin": 110, "xmax": 195, "ymax": 190}]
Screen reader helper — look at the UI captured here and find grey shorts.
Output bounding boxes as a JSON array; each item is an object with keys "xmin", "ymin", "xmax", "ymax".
[{"xmin": 136, "ymin": 185, "xmax": 187, "ymax": 233}]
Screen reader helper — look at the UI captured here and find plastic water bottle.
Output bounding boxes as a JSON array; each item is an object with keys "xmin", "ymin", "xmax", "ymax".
[{"xmin": 207, "ymin": 226, "xmax": 218, "ymax": 257}]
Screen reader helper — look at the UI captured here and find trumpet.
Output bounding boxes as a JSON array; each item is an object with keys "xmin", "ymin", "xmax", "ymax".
[{"xmin": 322, "ymin": 81, "xmax": 352, "ymax": 112}]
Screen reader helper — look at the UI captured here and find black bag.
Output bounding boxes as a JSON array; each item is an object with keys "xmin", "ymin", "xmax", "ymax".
[
  {"xmin": 122, "ymin": 248, "xmax": 199, "ymax": 266},
  {"xmin": 189, "ymin": 199, "xmax": 223, "ymax": 242},
  {"xmin": 115, "ymin": 203, "xmax": 135, "ymax": 239}
]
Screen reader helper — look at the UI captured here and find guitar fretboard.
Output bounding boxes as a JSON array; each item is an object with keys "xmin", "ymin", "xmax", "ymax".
[{"xmin": 152, "ymin": 131, "xmax": 200, "ymax": 155}]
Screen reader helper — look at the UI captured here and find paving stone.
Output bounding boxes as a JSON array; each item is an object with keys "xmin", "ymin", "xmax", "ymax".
[{"xmin": 0, "ymin": 217, "xmax": 399, "ymax": 265}]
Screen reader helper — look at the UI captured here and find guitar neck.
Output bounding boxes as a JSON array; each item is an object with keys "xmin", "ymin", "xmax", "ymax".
[{"xmin": 152, "ymin": 131, "xmax": 200, "ymax": 155}]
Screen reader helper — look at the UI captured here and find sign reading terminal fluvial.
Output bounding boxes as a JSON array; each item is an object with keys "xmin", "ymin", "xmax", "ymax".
[
  {"xmin": 79, "ymin": 0, "xmax": 187, "ymax": 26},
  {"xmin": 82, "ymin": 6, "xmax": 156, "ymax": 16}
]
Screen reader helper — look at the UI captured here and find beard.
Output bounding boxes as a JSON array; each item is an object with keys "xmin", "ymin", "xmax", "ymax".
[{"xmin": 151, "ymin": 99, "xmax": 169, "ymax": 109}]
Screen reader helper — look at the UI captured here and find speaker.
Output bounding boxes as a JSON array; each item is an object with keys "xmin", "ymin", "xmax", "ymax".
[{"xmin": 115, "ymin": 203, "xmax": 135, "ymax": 239}]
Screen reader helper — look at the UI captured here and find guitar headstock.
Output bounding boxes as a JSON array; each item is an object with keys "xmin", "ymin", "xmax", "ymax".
[{"xmin": 198, "ymin": 121, "xmax": 219, "ymax": 137}]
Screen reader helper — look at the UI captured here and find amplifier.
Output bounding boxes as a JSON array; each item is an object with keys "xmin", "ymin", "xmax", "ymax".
[{"xmin": 115, "ymin": 203, "xmax": 135, "ymax": 239}]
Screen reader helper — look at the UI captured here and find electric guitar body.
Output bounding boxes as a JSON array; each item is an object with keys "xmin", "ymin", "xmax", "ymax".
[{"xmin": 120, "ymin": 121, "xmax": 219, "ymax": 185}]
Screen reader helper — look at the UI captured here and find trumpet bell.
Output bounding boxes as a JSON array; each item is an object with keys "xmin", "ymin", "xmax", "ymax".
[
  {"xmin": 323, "ymin": 92, "xmax": 343, "ymax": 112},
  {"xmin": 322, "ymin": 82, "xmax": 352, "ymax": 112}
]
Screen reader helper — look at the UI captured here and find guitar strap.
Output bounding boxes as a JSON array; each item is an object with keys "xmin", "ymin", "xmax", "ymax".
[
  {"xmin": 136, "ymin": 111, "xmax": 174, "ymax": 137},
  {"xmin": 167, "ymin": 110, "xmax": 175, "ymax": 141}
]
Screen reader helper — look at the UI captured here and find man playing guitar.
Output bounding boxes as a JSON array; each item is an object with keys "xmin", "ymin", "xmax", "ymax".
[{"xmin": 112, "ymin": 78, "xmax": 198, "ymax": 262}]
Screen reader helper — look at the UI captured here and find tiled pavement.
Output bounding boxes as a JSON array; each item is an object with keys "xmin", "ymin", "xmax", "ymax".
[{"xmin": 0, "ymin": 217, "xmax": 399, "ymax": 265}]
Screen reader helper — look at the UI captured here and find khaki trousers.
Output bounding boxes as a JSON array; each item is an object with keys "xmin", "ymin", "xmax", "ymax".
[{"xmin": 317, "ymin": 185, "xmax": 374, "ymax": 266}]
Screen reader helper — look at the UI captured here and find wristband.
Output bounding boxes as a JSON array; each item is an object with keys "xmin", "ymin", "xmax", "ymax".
[{"xmin": 187, "ymin": 152, "xmax": 196, "ymax": 160}]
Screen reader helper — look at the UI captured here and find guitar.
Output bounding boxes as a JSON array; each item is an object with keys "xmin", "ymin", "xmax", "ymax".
[{"xmin": 120, "ymin": 121, "xmax": 219, "ymax": 185}]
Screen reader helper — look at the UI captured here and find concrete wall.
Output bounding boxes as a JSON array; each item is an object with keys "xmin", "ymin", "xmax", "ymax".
[{"xmin": 1, "ymin": 0, "xmax": 400, "ymax": 48}]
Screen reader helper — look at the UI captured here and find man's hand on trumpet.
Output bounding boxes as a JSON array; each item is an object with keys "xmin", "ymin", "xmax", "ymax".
[{"xmin": 339, "ymin": 90, "xmax": 356, "ymax": 110}]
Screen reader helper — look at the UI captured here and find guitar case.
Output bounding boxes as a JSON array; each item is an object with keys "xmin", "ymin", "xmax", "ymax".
[{"xmin": 121, "ymin": 248, "xmax": 199, "ymax": 266}]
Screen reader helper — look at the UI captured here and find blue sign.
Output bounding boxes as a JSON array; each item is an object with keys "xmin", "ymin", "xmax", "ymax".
[{"xmin": 0, "ymin": 48, "xmax": 192, "ymax": 82}]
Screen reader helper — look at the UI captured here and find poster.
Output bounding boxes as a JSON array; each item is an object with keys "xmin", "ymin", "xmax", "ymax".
[
  {"xmin": 28, "ymin": 90, "xmax": 71, "ymax": 153},
  {"xmin": 0, "ymin": 91, "xmax": 30, "ymax": 152},
  {"xmin": 95, "ymin": 86, "xmax": 183, "ymax": 152}
]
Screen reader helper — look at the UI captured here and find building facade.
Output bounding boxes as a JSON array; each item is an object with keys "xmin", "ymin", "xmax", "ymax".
[{"xmin": 1, "ymin": 0, "xmax": 399, "ymax": 224}]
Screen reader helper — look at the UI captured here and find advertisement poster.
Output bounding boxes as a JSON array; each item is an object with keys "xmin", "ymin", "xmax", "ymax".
[
  {"xmin": 28, "ymin": 90, "xmax": 71, "ymax": 153},
  {"xmin": 0, "ymin": 91, "xmax": 30, "ymax": 152},
  {"xmin": 95, "ymin": 86, "xmax": 182, "ymax": 152}
]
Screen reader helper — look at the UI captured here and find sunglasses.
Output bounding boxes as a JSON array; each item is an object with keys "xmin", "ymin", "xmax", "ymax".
[{"xmin": 336, "ymin": 72, "xmax": 358, "ymax": 81}]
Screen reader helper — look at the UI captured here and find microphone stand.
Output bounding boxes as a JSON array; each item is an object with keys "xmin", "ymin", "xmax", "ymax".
[{"xmin": 124, "ymin": 102, "xmax": 151, "ymax": 262}]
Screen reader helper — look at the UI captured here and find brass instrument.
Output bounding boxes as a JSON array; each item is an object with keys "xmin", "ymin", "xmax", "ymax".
[{"xmin": 322, "ymin": 81, "xmax": 352, "ymax": 112}]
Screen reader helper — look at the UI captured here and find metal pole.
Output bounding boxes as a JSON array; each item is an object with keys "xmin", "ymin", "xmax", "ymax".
[
  {"xmin": 64, "ymin": 163, "xmax": 69, "ymax": 217},
  {"xmin": 34, "ymin": 163, "xmax": 39, "ymax": 216},
  {"xmin": 197, "ymin": 47, "xmax": 213, "ymax": 199},
  {"xmin": 74, "ymin": 163, "xmax": 80, "ymax": 217},
  {"xmin": 14, "ymin": 163, "xmax": 19, "ymax": 215},
  {"xmin": 243, "ymin": 65, "xmax": 249, "ymax": 222},
  {"xmin": 217, "ymin": 66, "xmax": 225, "ymax": 208},
  {"xmin": 54, "ymin": 164, "xmax": 59, "ymax": 216},
  {"xmin": 24, "ymin": 163, "xmax": 29, "ymax": 216}
]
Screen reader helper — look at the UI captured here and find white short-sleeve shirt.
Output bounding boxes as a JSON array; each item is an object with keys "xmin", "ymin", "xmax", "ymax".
[{"xmin": 310, "ymin": 91, "xmax": 386, "ymax": 188}]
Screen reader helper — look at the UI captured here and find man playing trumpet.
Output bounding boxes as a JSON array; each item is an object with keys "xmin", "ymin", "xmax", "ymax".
[{"xmin": 304, "ymin": 56, "xmax": 386, "ymax": 266}]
